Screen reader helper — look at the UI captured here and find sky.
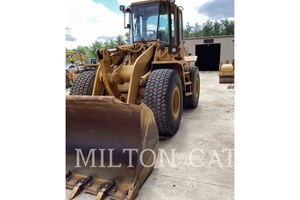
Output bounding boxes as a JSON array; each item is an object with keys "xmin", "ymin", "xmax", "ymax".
[{"xmin": 66, "ymin": 0, "xmax": 234, "ymax": 49}]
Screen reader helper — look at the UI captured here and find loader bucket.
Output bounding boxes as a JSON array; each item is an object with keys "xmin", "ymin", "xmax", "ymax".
[{"xmin": 66, "ymin": 96, "xmax": 159, "ymax": 200}]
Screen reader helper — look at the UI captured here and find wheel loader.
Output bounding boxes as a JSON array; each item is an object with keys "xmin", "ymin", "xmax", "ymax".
[
  {"xmin": 66, "ymin": 0, "xmax": 200, "ymax": 199},
  {"xmin": 219, "ymin": 60, "xmax": 234, "ymax": 84},
  {"xmin": 66, "ymin": 52, "xmax": 99, "ymax": 88}
]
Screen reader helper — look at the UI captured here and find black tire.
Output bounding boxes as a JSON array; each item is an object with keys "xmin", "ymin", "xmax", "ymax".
[
  {"xmin": 184, "ymin": 66, "xmax": 200, "ymax": 108},
  {"xmin": 144, "ymin": 69, "xmax": 183, "ymax": 136},
  {"xmin": 66, "ymin": 75, "xmax": 71, "ymax": 89},
  {"xmin": 70, "ymin": 70, "xmax": 96, "ymax": 95}
]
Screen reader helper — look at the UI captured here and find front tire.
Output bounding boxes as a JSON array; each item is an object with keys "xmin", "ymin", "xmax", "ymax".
[{"xmin": 144, "ymin": 69, "xmax": 183, "ymax": 136}]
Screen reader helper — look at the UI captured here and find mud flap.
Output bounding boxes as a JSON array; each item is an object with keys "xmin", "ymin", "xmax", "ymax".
[{"xmin": 66, "ymin": 96, "xmax": 159, "ymax": 200}]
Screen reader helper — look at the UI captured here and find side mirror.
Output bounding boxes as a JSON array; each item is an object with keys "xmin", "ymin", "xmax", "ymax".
[
  {"xmin": 120, "ymin": 5, "xmax": 130, "ymax": 29},
  {"xmin": 119, "ymin": 5, "xmax": 125, "ymax": 13}
]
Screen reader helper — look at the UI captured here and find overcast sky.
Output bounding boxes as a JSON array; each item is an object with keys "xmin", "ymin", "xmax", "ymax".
[{"xmin": 66, "ymin": 0, "xmax": 234, "ymax": 49}]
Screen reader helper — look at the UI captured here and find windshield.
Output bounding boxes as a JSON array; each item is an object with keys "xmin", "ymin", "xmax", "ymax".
[{"xmin": 131, "ymin": 2, "xmax": 160, "ymax": 43}]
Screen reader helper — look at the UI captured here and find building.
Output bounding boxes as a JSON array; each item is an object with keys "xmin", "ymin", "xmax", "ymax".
[{"xmin": 184, "ymin": 35, "xmax": 234, "ymax": 71}]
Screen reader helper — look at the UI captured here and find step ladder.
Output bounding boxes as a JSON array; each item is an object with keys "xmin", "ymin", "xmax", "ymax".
[{"xmin": 184, "ymin": 71, "xmax": 192, "ymax": 96}]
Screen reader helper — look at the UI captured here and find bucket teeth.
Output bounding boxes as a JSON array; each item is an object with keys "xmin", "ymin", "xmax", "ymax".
[
  {"xmin": 96, "ymin": 180, "xmax": 116, "ymax": 200},
  {"xmin": 69, "ymin": 175, "xmax": 93, "ymax": 199},
  {"xmin": 66, "ymin": 171, "xmax": 72, "ymax": 178}
]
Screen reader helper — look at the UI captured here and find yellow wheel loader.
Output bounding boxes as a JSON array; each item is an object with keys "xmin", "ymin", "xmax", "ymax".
[
  {"xmin": 66, "ymin": 0, "xmax": 200, "ymax": 199},
  {"xmin": 66, "ymin": 52, "xmax": 99, "ymax": 88},
  {"xmin": 219, "ymin": 60, "xmax": 234, "ymax": 84}
]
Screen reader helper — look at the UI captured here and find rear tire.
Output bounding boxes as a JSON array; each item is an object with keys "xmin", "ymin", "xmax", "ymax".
[
  {"xmin": 184, "ymin": 66, "xmax": 200, "ymax": 108},
  {"xmin": 70, "ymin": 70, "xmax": 96, "ymax": 95},
  {"xmin": 144, "ymin": 69, "xmax": 183, "ymax": 136}
]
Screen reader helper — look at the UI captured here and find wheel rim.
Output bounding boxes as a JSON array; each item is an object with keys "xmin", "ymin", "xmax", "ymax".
[
  {"xmin": 172, "ymin": 86, "xmax": 180, "ymax": 119},
  {"xmin": 195, "ymin": 77, "xmax": 200, "ymax": 97}
]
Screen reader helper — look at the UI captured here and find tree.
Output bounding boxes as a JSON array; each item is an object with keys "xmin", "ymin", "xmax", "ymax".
[
  {"xmin": 115, "ymin": 35, "xmax": 125, "ymax": 46},
  {"xmin": 103, "ymin": 40, "xmax": 115, "ymax": 49},
  {"xmin": 228, "ymin": 20, "xmax": 234, "ymax": 35},
  {"xmin": 183, "ymin": 22, "xmax": 193, "ymax": 38},
  {"xmin": 76, "ymin": 46, "xmax": 93, "ymax": 58},
  {"xmin": 90, "ymin": 41, "xmax": 104, "ymax": 57},
  {"xmin": 109, "ymin": 40, "xmax": 116, "ymax": 48},
  {"xmin": 221, "ymin": 19, "xmax": 234, "ymax": 35},
  {"xmin": 182, "ymin": 19, "xmax": 234, "ymax": 39},
  {"xmin": 193, "ymin": 22, "xmax": 201, "ymax": 37},
  {"xmin": 201, "ymin": 20, "xmax": 213, "ymax": 36},
  {"xmin": 75, "ymin": 46, "xmax": 86, "ymax": 54},
  {"xmin": 66, "ymin": 48, "xmax": 74, "ymax": 64},
  {"xmin": 212, "ymin": 21, "xmax": 222, "ymax": 36}
]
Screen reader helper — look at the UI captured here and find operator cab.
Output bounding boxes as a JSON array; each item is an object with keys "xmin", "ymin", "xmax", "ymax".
[{"xmin": 120, "ymin": 0, "xmax": 183, "ymax": 48}]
